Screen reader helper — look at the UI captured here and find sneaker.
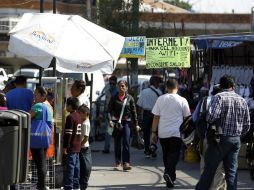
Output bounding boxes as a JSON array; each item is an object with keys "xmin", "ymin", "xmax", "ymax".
[
  {"xmin": 102, "ymin": 150, "xmax": 110, "ymax": 154},
  {"xmin": 163, "ymin": 173, "xmax": 174, "ymax": 188},
  {"xmin": 114, "ymin": 163, "xmax": 122, "ymax": 171},
  {"xmin": 123, "ymin": 163, "xmax": 132, "ymax": 171}
]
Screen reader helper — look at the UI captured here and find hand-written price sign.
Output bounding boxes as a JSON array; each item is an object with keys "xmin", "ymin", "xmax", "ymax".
[
  {"xmin": 120, "ymin": 36, "xmax": 145, "ymax": 58},
  {"xmin": 146, "ymin": 37, "xmax": 190, "ymax": 68}
]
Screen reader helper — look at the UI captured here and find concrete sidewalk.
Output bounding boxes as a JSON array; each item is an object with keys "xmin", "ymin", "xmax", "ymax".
[{"xmin": 87, "ymin": 140, "xmax": 254, "ymax": 190}]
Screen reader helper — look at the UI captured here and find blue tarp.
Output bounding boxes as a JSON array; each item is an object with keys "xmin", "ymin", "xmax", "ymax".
[{"xmin": 193, "ymin": 34, "xmax": 254, "ymax": 49}]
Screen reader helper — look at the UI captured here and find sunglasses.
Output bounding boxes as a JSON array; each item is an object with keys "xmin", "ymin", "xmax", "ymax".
[{"xmin": 109, "ymin": 82, "xmax": 116, "ymax": 86}]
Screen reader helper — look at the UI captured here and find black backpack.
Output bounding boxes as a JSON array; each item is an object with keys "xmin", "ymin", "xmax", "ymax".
[{"xmin": 195, "ymin": 96, "xmax": 208, "ymax": 140}]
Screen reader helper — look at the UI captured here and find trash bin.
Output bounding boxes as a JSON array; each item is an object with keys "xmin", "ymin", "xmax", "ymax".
[
  {"xmin": 13, "ymin": 110, "xmax": 30, "ymax": 182},
  {"xmin": 0, "ymin": 111, "xmax": 22, "ymax": 185}
]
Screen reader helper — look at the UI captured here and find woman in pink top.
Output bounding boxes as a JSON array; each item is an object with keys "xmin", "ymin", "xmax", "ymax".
[{"xmin": 0, "ymin": 93, "xmax": 7, "ymax": 110}]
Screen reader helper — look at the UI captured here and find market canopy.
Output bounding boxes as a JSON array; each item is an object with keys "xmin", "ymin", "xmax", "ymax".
[
  {"xmin": 193, "ymin": 34, "xmax": 254, "ymax": 49},
  {"xmin": 8, "ymin": 13, "xmax": 125, "ymax": 74}
]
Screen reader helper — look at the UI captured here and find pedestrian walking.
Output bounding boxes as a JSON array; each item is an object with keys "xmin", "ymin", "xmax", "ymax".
[
  {"xmin": 102, "ymin": 75, "xmax": 118, "ymax": 154},
  {"xmin": 137, "ymin": 76, "xmax": 162, "ymax": 158},
  {"xmin": 78, "ymin": 105, "xmax": 92, "ymax": 190},
  {"xmin": 63, "ymin": 97, "xmax": 82, "ymax": 190},
  {"xmin": 108, "ymin": 80, "xmax": 140, "ymax": 171},
  {"xmin": 151, "ymin": 78, "xmax": 191, "ymax": 188},
  {"xmin": 193, "ymin": 84, "xmax": 226, "ymax": 190},
  {"xmin": 195, "ymin": 75, "xmax": 250, "ymax": 190}
]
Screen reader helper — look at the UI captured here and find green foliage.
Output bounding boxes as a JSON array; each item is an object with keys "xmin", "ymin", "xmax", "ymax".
[
  {"xmin": 98, "ymin": 0, "xmax": 141, "ymax": 36},
  {"xmin": 164, "ymin": 0, "xmax": 192, "ymax": 11}
]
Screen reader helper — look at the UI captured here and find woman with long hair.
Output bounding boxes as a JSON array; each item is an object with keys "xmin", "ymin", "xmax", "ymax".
[{"xmin": 108, "ymin": 80, "xmax": 140, "ymax": 171}]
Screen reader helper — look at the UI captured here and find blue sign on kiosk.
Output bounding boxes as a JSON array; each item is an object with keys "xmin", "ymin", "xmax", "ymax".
[{"xmin": 120, "ymin": 36, "xmax": 145, "ymax": 58}]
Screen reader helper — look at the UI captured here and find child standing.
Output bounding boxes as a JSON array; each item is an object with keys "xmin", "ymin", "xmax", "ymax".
[
  {"xmin": 63, "ymin": 97, "xmax": 82, "ymax": 190},
  {"xmin": 78, "ymin": 105, "xmax": 92, "ymax": 190}
]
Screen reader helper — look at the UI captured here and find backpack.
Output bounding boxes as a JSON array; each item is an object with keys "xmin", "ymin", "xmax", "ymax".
[{"xmin": 195, "ymin": 96, "xmax": 208, "ymax": 140}]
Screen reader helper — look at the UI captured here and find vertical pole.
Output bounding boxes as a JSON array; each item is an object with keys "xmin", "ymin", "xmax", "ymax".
[
  {"xmin": 251, "ymin": 7, "xmax": 254, "ymax": 33},
  {"xmin": 40, "ymin": 0, "xmax": 44, "ymax": 13},
  {"xmin": 52, "ymin": 0, "xmax": 56, "ymax": 76},
  {"xmin": 129, "ymin": 0, "xmax": 139, "ymax": 99},
  {"xmin": 53, "ymin": 0, "xmax": 56, "ymax": 14},
  {"xmin": 87, "ymin": 0, "xmax": 92, "ymax": 20},
  {"xmin": 39, "ymin": 0, "xmax": 44, "ymax": 85}
]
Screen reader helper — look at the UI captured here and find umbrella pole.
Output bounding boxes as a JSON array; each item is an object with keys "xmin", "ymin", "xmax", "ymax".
[
  {"xmin": 40, "ymin": 0, "xmax": 44, "ymax": 13},
  {"xmin": 52, "ymin": 57, "xmax": 56, "ymax": 76}
]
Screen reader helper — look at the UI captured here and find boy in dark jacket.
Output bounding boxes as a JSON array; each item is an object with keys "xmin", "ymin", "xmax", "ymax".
[{"xmin": 63, "ymin": 97, "xmax": 82, "ymax": 190}]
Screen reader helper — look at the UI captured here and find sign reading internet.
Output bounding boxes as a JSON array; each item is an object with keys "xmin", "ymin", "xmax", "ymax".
[
  {"xmin": 146, "ymin": 37, "xmax": 190, "ymax": 68},
  {"xmin": 120, "ymin": 36, "xmax": 145, "ymax": 58}
]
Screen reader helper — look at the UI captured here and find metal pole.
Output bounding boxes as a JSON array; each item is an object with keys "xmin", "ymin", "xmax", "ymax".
[
  {"xmin": 40, "ymin": 0, "xmax": 44, "ymax": 13},
  {"xmin": 39, "ymin": 0, "xmax": 44, "ymax": 85},
  {"xmin": 251, "ymin": 7, "xmax": 254, "ymax": 33},
  {"xmin": 53, "ymin": 0, "xmax": 56, "ymax": 14},
  {"xmin": 52, "ymin": 0, "xmax": 56, "ymax": 76}
]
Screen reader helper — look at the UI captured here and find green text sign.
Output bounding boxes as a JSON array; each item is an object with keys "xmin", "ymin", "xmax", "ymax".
[{"xmin": 146, "ymin": 37, "xmax": 190, "ymax": 68}]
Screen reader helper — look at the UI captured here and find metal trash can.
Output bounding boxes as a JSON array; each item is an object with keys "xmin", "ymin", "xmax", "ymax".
[
  {"xmin": 13, "ymin": 110, "xmax": 31, "ymax": 182},
  {"xmin": 0, "ymin": 111, "xmax": 22, "ymax": 185}
]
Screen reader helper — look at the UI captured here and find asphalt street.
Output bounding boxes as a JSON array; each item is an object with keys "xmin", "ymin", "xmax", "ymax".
[{"xmin": 87, "ymin": 140, "xmax": 254, "ymax": 190}]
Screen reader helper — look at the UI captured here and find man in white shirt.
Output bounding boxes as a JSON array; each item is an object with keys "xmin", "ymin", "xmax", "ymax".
[
  {"xmin": 137, "ymin": 76, "xmax": 162, "ymax": 157},
  {"xmin": 151, "ymin": 78, "xmax": 190, "ymax": 188}
]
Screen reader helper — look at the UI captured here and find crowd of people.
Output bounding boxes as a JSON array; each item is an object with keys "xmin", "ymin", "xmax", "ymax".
[
  {"xmin": 0, "ymin": 73, "xmax": 252, "ymax": 190},
  {"xmin": 100, "ymin": 74, "xmax": 251, "ymax": 190}
]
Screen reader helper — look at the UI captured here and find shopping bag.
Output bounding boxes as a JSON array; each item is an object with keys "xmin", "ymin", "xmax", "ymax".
[
  {"xmin": 30, "ymin": 104, "xmax": 52, "ymax": 148},
  {"xmin": 30, "ymin": 119, "xmax": 52, "ymax": 148},
  {"xmin": 131, "ymin": 132, "xmax": 144, "ymax": 150}
]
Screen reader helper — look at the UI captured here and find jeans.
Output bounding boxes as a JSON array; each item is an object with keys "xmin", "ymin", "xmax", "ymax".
[
  {"xmin": 195, "ymin": 136, "xmax": 241, "ymax": 190},
  {"xmin": 79, "ymin": 147, "xmax": 92, "ymax": 190},
  {"xmin": 104, "ymin": 116, "xmax": 111, "ymax": 151},
  {"xmin": 142, "ymin": 110, "xmax": 153, "ymax": 153},
  {"xmin": 30, "ymin": 148, "xmax": 47, "ymax": 189},
  {"xmin": 114, "ymin": 121, "xmax": 131, "ymax": 164},
  {"xmin": 64, "ymin": 153, "xmax": 80, "ymax": 190},
  {"xmin": 159, "ymin": 137, "xmax": 182, "ymax": 181},
  {"xmin": 200, "ymin": 139, "xmax": 226, "ymax": 190}
]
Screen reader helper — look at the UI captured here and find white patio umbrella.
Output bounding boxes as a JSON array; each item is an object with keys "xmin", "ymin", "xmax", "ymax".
[{"xmin": 8, "ymin": 13, "xmax": 125, "ymax": 74}]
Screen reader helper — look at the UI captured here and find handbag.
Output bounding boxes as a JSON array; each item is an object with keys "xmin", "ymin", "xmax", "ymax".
[
  {"xmin": 30, "ymin": 104, "xmax": 52, "ymax": 148},
  {"xmin": 131, "ymin": 131, "xmax": 144, "ymax": 150}
]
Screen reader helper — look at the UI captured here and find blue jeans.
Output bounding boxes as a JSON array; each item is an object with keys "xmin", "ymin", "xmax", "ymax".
[
  {"xmin": 195, "ymin": 136, "xmax": 241, "ymax": 190},
  {"xmin": 142, "ymin": 110, "xmax": 153, "ymax": 153},
  {"xmin": 114, "ymin": 121, "xmax": 131, "ymax": 164},
  {"xmin": 104, "ymin": 115, "xmax": 111, "ymax": 151},
  {"xmin": 159, "ymin": 137, "xmax": 182, "ymax": 181},
  {"xmin": 79, "ymin": 147, "xmax": 92, "ymax": 190},
  {"xmin": 64, "ymin": 153, "xmax": 80, "ymax": 190}
]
